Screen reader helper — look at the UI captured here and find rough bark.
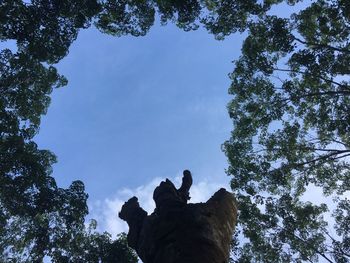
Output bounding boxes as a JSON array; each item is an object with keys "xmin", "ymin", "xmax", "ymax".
[{"xmin": 119, "ymin": 170, "xmax": 237, "ymax": 263}]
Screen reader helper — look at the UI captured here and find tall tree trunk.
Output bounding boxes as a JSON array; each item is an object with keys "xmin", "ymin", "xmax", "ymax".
[{"xmin": 119, "ymin": 170, "xmax": 237, "ymax": 263}]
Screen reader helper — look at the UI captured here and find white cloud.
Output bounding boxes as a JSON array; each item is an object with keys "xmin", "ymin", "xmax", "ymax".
[
  {"xmin": 188, "ymin": 179, "xmax": 226, "ymax": 203},
  {"xmin": 88, "ymin": 175, "xmax": 228, "ymax": 237}
]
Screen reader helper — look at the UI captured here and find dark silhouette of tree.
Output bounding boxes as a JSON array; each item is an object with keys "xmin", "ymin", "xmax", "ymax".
[
  {"xmin": 0, "ymin": 49, "xmax": 138, "ymax": 261},
  {"xmin": 1, "ymin": 0, "xmax": 133, "ymax": 261},
  {"xmin": 0, "ymin": 0, "xmax": 101, "ymax": 63}
]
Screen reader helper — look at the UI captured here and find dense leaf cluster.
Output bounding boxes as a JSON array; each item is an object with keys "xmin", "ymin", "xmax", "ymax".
[
  {"xmin": 1, "ymin": 0, "xmax": 134, "ymax": 261},
  {"xmin": 223, "ymin": 0, "xmax": 350, "ymax": 262},
  {"xmin": 0, "ymin": 48, "xmax": 137, "ymax": 261}
]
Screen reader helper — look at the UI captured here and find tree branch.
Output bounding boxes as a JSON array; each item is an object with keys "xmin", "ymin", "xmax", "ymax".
[
  {"xmin": 295, "ymin": 152, "xmax": 350, "ymax": 167},
  {"xmin": 324, "ymin": 231, "xmax": 350, "ymax": 258},
  {"xmin": 293, "ymin": 37, "xmax": 350, "ymax": 54},
  {"xmin": 290, "ymin": 232, "xmax": 335, "ymax": 263},
  {"xmin": 273, "ymin": 68, "xmax": 349, "ymax": 89}
]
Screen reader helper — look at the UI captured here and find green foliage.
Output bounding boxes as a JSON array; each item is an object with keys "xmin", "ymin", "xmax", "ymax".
[
  {"xmin": 0, "ymin": 1, "xmax": 137, "ymax": 261},
  {"xmin": 96, "ymin": 0, "xmax": 155, "ymax": 36},
  {"xmin": 223, "ymin": 0, "xmax": 350, "ymax": 262},
  {"xmin": 46, "ymin": 223, "xmax": 138, "ymax": 263},
  {"xmin": 2, "ymin": 0, "xmax": 350, "ymax": 262},
  {"xmin": 95, "ymin": 0, "xmax": 202, "ymax": 35},
  {"xmin": 0, "ymin": 48, "xmax": 136, "ymax": 258},
  {"xmin": 0, "ymin": 0, "xmax": 101, "ymax": 63}
]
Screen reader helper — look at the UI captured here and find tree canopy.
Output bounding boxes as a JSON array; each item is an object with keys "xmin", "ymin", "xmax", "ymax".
[
  {"xmin": 223, "ymin": 1, "xmax": 350, "ymax": 262},
  {"xmin": 0, "ymin": 49, "xmax": 137, "ymax": 261},
  {"xmin": 1, "ymin": 0, "xmax": 349, "ymax": 262}
]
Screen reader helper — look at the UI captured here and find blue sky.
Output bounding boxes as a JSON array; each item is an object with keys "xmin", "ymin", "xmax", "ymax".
[
  {"xmin": 33, "ymin": 22, "xmax": 244, "ymax": 233},
  {"xmin": 0, "ymin": 1, "xmax": 310, "ymax": 236}
]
